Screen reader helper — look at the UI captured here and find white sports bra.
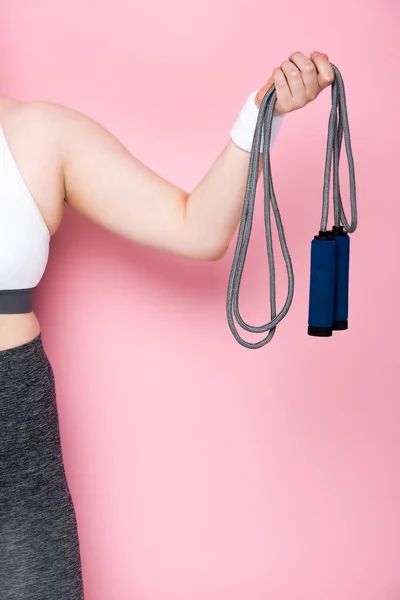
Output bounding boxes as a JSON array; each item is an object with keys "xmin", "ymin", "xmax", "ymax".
[{"xmin": 0, "ymin": 125, "xmax": 50, "ymax": 314}]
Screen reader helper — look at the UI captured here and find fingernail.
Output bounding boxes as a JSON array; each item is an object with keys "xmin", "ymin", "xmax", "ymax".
[{"xmin": 311, "ymin": 51, "xmax": 320, "ymax": 56}]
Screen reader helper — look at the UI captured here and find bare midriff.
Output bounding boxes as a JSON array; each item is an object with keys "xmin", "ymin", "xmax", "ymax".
[{"xmin": 0, "ymin": 313, "xmax": 41, "ymax": 352}]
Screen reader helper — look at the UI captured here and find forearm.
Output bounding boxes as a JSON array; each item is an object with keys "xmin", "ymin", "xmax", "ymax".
[
  {"xmin": 183, "ymin": 117, "xmax": 283, "ymax": 261},
  {"xmin": 183, "ymin": 141, "xmax": 253, "ymax": 260}
]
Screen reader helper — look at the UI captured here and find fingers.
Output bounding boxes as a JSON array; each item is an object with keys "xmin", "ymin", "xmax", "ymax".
[
  {"xmin": 309, "ymin": 51, "xmax": 335, "ymax": 89},
  {"xmin": 256, "ymin": 50, "xmax": 334, "ymax": 115},
  {"xmin": 288, "ymin": 51, "xmax": 320, "ymax": 101},
  {"xmin": 280, "ymin": 59, "xmax": 306, "ymax": 101}
]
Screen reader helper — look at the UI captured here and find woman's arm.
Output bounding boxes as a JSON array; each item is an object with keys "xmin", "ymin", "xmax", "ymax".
[{"xmin": 61, "ymin": 51, "xmax": 334, "ymax": 260}]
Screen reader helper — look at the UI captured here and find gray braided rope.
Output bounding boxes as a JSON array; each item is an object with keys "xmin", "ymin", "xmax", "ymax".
[
  {"xmin": 226, "ymin": 63, "xmax": 357, "ymax": 349},
  {"xmin": 321, "ymin": 64, "xmax": 357, "ymax": 232}
]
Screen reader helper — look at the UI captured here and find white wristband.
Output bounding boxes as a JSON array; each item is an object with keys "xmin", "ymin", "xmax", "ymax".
[{"xmin": 230, "ymin": 90, "xmax": 284, "ymax": 153}]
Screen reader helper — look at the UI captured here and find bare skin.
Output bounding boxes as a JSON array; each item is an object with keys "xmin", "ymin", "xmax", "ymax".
[{"xmin": 0, "ymin": 51, "xmax": 334, "ymax": 351}]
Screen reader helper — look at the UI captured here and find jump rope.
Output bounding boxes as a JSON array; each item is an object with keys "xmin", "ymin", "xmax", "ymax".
[{"xmin": 226, "ymin": 64, "xmax": 357, "ymax": 349}]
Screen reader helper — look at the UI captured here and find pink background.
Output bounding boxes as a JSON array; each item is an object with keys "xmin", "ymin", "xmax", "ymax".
[{"xmin": 1, "ymin": 0, "xmax": 399, "ymax": 598}]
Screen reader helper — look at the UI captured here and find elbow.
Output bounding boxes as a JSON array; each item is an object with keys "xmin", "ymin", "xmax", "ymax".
[
  {"xmin": 182, "ymin": 205, "xmax": 229, "ymax": 261},
  {"xmin": 188, "ymin": 242, "xmax": 228, "ymax": 262},
  {"xmin": 180, "ymin": 218, "xmax": 230, "ymax": 261},
  {"xmin": 207, "ymin": 244, "xmax": 228, "ymax": 261}
]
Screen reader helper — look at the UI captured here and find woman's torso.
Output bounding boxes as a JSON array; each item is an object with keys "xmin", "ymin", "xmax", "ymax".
[{"xmin": 0, "ymin": 97, "xmax": 65, "ymax": 351}]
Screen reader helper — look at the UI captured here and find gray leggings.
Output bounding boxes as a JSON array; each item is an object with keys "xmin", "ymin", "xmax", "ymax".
[{"xmin": 0, "ymin": 335, "xmax": 84, "ymax": 599}]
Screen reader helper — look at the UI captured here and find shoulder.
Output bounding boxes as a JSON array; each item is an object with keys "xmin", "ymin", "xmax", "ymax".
[
  {"xmin": 1, "ymin": 96, "xmax": 59, "ymax": 124},
  {"xmin": 0, "ymin": 98, "xmax": 74, "ymax": 234},
  {"xmin": 0, "ymin": 98, "xmax": 65, "ymax": 159},
  {"xmin": 0, "ymin": 96, "xmax": 99, "ymax": 144},
  {"xmin": 1, "ymin": 97, "xmax": 117, "ymax": 158},
  {"xmin": 0, "ymin": 97, "xmax": 111, "ymax": 172},
  {"xmin": 0, "ymin": 96, "xmax": 73, "ymax": 136}
]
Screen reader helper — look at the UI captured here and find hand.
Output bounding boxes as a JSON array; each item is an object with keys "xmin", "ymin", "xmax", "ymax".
[{"xmin": 256, "ymin": 51, "xmax": 335, "ymax": 116}]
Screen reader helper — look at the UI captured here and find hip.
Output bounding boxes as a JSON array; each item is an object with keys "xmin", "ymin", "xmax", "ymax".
[{"xmin": 0, "ymin": 333, "xmax": 65, "ymax": 490}]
